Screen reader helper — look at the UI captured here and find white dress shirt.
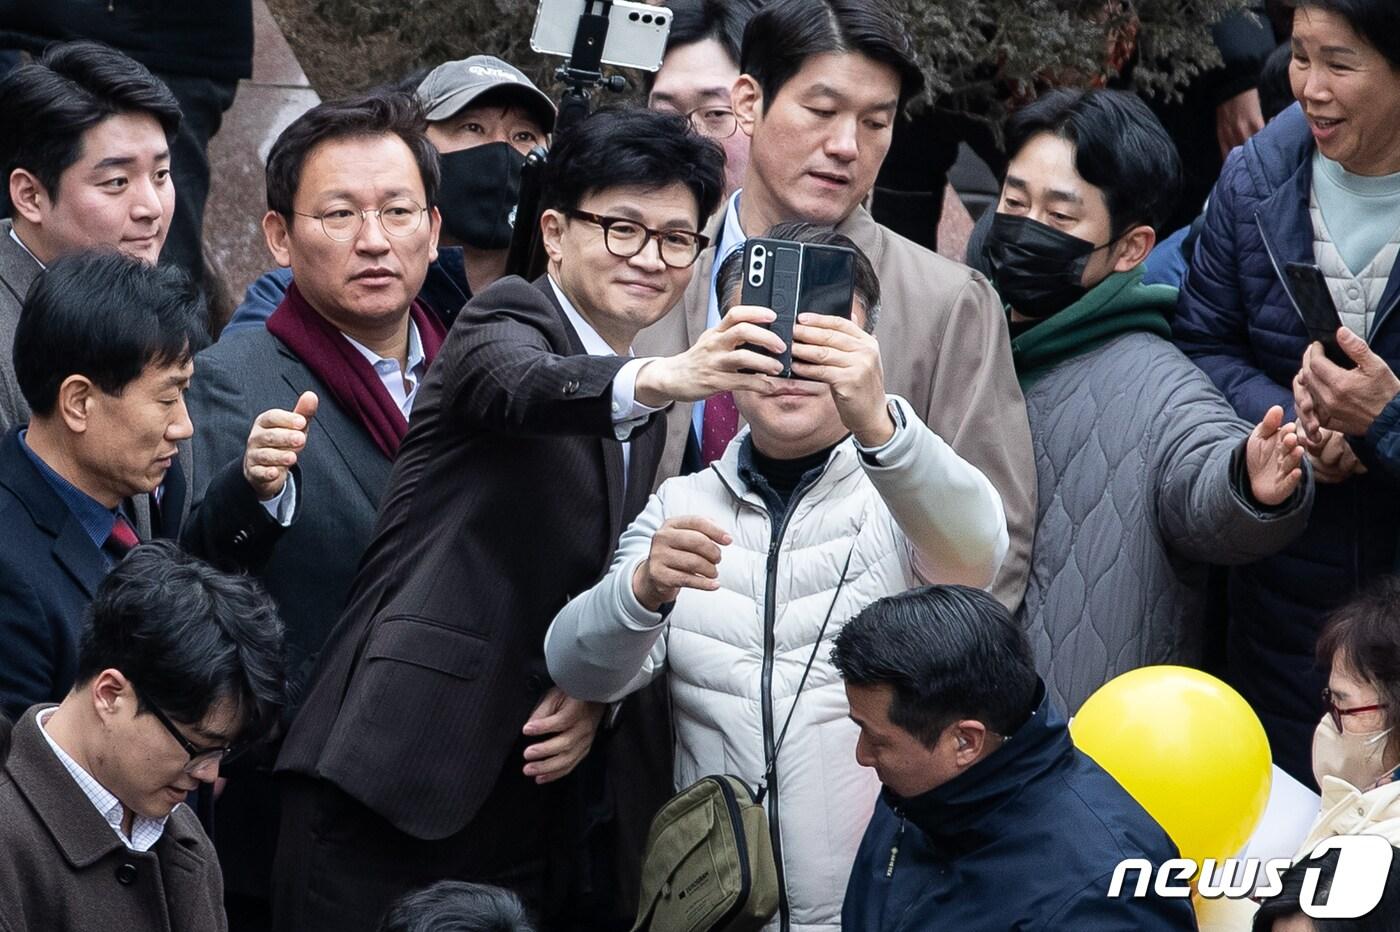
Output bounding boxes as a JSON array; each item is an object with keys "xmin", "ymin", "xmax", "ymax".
[
  {"xmin": 38, "ymin": 708, "xmax": 169, "ymax": 852},
  {"xmin": 341, "ymin": 318, "xmax": 428, "ymax": 420},
  {"xmin": 548, "ymin": 277, "xmax": 661, "ymax": 485}
]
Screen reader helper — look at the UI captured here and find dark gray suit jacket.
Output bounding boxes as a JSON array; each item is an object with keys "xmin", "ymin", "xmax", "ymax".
[
  {"xmin": 278, "ymin": 275, "xmax": 667, "ymax": 840},
  {"xmin": 0, "ymin": 221, "xmax": 39, "ymax": 432},
  {"xmin": 185, "ymin": 326, "xmax": 391, "ymax": 698}
]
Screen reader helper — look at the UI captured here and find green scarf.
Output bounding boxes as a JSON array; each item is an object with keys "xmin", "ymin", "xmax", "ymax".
[{"xmin": 1010, "ymin": 268, "xmax": 1178, "ymax": 390}]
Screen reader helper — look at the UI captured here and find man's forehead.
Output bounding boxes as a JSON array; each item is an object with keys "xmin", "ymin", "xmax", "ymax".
[
  {"xmin": 580, "ymin": 184, "xmax": 700, "ymax": 228},
  {"xmin": 776, "ymin": 51, "xmax": 901, "ymax": 108},
  {"xmin": 299, "ymin": 134, "xmax": 426, "ymax": 201},
  {"xmin": 72, "ymin": 112, "xmax": 170, "ymax": 171}
]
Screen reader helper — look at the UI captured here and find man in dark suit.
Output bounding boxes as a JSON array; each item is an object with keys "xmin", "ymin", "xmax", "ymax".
[
  {"xmin": 0, "ymin": 41, "xmax": 184, "ymax": 431},
  {"xmin": 0, "ymin": 252, "xmax": 302, "ymax": 721},
  {"xmin": 183, "ymin": 91, "xmax": 448, "ymax": 928},
  {"xmin": 273, "ymin": 107, "xmax": 783, "ymax": 931}
]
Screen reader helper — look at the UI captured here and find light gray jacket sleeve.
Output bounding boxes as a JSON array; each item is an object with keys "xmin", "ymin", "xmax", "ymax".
[
  {"xmin": 1152, "ymin": 354, "xmax": 1314, "ymax": 565},
  {"xmin": 862, "ymin": 395, "xmax": 1010, "ymax": 588},
  {"xmin": 545, "ymin": 490, "xmax": 670, "ymax": 703}
]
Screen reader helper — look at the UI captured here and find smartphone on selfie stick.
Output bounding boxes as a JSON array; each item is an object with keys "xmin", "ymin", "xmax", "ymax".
[{"xmin": 505, "ymin": 0, "xmax": 673, "ymax": 280}]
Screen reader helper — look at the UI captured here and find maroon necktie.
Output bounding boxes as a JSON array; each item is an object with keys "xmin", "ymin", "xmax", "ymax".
[
  {"xmin": 104, "ymin": 514, "xmax": 141, "ymax": 560},
  {"xmin": 701, "ymin": 391, "xmax": 740, "ymax": 465}
]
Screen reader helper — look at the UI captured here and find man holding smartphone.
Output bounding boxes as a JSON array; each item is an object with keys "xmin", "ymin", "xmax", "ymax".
[
  {"xmin": 634, "ymin": 0, "xmax": 1036, "ymax": 613},
  {"xmin": 273, "ymin": 108, "xmax": 786, "ymax": 932},
  {"xmin": 546, "ymin": 222, "xmax": 1009, "ymax": 932}
]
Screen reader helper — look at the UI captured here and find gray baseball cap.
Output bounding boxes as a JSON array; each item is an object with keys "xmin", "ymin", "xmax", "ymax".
[{"xmin": 416, "ymin": 55, "xmax": 557, "ymax": 133}]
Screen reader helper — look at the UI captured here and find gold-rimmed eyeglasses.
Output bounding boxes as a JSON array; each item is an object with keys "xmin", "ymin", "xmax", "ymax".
[{"xmin": 293, "ymin": 197, "xmax": 428, "ymax": 243}]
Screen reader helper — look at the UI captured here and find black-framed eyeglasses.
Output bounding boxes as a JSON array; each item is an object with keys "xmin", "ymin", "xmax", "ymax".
[
  {"xmin": 138, "ymin": 689, "xmax": 240, "ymax": 774},
  {"xmin": 683, "ymin": 104, "xmax": 738, "ymax": 140},
  {"xmin": 568, "ymin": 209, "xmax": 710, "ymax": 269},
  {"xmin": 293, "ymin": 197, "xmax": 428, "ymax": 243},
  {"xmin": 1322, "ymin": 686, "xmax": 1388, "ymax": 733}
]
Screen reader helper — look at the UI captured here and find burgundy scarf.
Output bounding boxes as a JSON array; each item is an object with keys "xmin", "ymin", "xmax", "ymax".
[{"xmin": 266, "ymin": 282, "xmax": 446, "ymax": 460}]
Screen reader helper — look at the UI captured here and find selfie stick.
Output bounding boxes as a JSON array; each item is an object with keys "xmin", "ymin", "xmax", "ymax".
[{"xmin": 506, "ymin": 0, "xmax": 628, "ymax": 279}]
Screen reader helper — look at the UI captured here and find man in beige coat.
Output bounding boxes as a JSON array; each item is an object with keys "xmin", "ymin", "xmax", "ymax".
[{"xmin": 634, "ymin": 0, "xmax": 1035, "ymax": 607}]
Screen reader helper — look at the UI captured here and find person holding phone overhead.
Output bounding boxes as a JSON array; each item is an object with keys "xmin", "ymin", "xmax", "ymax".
[
  {"xmin": 546, "ymin": 221, "xmax": 1009, "ymax": 932},
  {"xmin": 986, "ymin": 88, "xmax": 1315, "ymax": 720},
  {"xmin": 1174, "ymin": 0, "xmax": 1400, "ymax": 785}
]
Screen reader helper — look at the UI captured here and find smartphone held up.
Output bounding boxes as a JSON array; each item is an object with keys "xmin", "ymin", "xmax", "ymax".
[{"xmin": 739, "ymin": 237, "xmax": 857, "ymax": 379}]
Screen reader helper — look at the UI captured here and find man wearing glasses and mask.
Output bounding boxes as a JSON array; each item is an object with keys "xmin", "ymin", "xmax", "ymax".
[
  {"xmin": 225, "ymin": 54, "xmax": 556, "ymax": 334},
  {"xmin": 0, "ymin": 540, "xmax": 286, "ymax": 932},
  {"xmin": 274, "ymin": 107, "xmax": 776, "ymax": 931}
]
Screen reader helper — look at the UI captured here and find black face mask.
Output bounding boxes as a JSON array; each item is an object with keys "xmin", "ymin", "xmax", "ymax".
[
  {"xmin": 984, "ymin": 213, "xmax": 1108, "ymax": 319},
  {"xmin": 437, "ymin": 142, "xmax": 526, "ymax": 251}
]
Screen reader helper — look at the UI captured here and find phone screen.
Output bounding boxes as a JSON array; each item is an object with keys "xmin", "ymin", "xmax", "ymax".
[{"xmin": 799, "ymin": 246, "xmax": 856, "ymax": 320}]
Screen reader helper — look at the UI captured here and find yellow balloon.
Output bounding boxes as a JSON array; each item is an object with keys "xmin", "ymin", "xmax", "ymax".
[{"xmin": 1070, "ymin": 666, "xmax": 1272, "ymax": 865}]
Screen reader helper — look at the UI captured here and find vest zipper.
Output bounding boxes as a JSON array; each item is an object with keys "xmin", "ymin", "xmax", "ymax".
[{"xmin": 761, "ymin": 477, "xmax": 823, "ymax": 932}]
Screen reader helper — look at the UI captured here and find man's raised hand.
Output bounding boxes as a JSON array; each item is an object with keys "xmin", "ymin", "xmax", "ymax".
[
  {"xmin": 631, "ymin": 516, "xmax": 733, "ymax": 612},
  {"xmin": 243, "ymin": 391, "xmax": 318, "ymax": 500},
  {"xmin": 634, "ymin": 306, "xmax": 784, "ymax": 407},
  {"xmin": 789, "ymin": 312, "xmax": 893, "ymax": 447}
]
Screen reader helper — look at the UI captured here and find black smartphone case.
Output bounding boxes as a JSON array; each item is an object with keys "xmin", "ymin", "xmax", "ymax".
[
  {"xmin": 739, "ymin": 238, "xmax": 856, "ymax": 378},
  {"xmin": 1285, "ymin": 262, "xmax": 1355, "ymax": 369}
]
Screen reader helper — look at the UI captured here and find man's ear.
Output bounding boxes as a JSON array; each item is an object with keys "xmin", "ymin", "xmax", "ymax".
[
  {"xmin": 426, "ymin": 205, "xmax": 442, "ymax": 265},
  {"xmin": 540, "ymin": 208, "xmax": 567, "ymax": 265},
  {"xmin": 950, "ymin": 720, "xmax": 993, "ymax": 766},
  {"xmin": 262, "ymin": 211, "xmax": 293, "ymax": 269},
  {"xmin": 732, "ymin": 74, "xmax": 763, "ymax": 139},
  {"xmin": 56, "ymin": 375, "xmax": 95, "ymax": 435},
  {"xmin": 1111, "ymin": 224, "xmax": 1157, "ymax": 274},
  {"xmin": 90, "ymin": 669, "xmax": 132, "ymax": 721},
  {"xmin": 9, "ymin": 168, "xmax": 50, "ymax": 226}
]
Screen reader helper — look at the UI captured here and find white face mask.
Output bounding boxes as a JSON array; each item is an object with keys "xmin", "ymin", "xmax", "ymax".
[{"xmin": 1312, "ymin": 713, "xmax": 1397, "ymax": 791}]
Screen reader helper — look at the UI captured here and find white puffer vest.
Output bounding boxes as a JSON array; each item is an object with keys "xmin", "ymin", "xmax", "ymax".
[{"xmin": 547, "ymin": 396, "xmax": 1009, "ymax": 932}]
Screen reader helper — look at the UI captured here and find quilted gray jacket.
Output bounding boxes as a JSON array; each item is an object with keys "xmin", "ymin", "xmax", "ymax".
[{"xmin": 1018, "ymin": 331, "xmax": 1313, "ymax": 713}]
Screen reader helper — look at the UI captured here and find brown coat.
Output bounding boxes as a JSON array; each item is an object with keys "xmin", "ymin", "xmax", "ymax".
[
  {"xmin": 0, "ymin": 707, "xmax": 227, "ymax": 932},
  {"xmin": 634, "ymin": 203, "xmax": 1036, "ymax": 608}
]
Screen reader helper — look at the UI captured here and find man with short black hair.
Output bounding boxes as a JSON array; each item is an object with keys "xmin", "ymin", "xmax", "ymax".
[
  {"xmin": 635, "ymin": 0, "xmax": 1037, "ymax": 611},
  {"xmin": 0, "ymin": 539, "xmax": 286, "ymax": 932},
  {"xmin": 547, "ymin": 221, "xmax": 1008, "ymax": 931},
  {"xmin": 225, "ymin": 54, "xmax": 559, "ymax": 333},
  {"xmin": 185, "ymin": 89, "xmax": 445, "ymax": 928},
  {"xmin": 0, "ymin": 40, "xmax": 182, "ymax": 431},
  {"xmin": 984, "ymin": 88, "xmax": 1313, "ymax": 714},
  {"xmin": 833, "ymin": 585, "xmax": 1195, "ymax": 931},
  {"xmin": 646, "ymin": 0, "xmax": 762, "ymax": 198},
  {"xmin": 275, "ymin": 106, "xmax": 762, "ymax": 932},
  {"xmin": 0, "ymin": 251, "xmax": 301, "ymax": 721}
]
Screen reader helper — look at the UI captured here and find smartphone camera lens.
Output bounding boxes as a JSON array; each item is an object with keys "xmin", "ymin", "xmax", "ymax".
[{"xmin": 750, "ymin": 273, "xmax": 762, "ymax": 286}]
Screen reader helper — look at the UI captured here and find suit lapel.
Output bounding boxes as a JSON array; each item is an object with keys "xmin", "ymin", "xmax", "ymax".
[
  {"xmin": 51, "ymin": 518, "xmax": 107, "ymax": 599},
  {"xmin": 0, "ymin": 430, "xmax": 106, "ymax": 597},
  {"xmin": 272, "ymin": 342, "xmax": 391, "ymax": 507},
  {"xmin": 0, "ymin": 221, "xmax": 40, "ymax": 308},
  {"xmin": 536, "ymin": 279, "xmax": 629, "ymax": 538}
]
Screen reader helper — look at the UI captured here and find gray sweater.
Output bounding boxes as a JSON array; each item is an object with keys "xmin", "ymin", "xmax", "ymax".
[{"xmin": 1019, "ymin": 332, "xmax": 1314, "ymax": 713}]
